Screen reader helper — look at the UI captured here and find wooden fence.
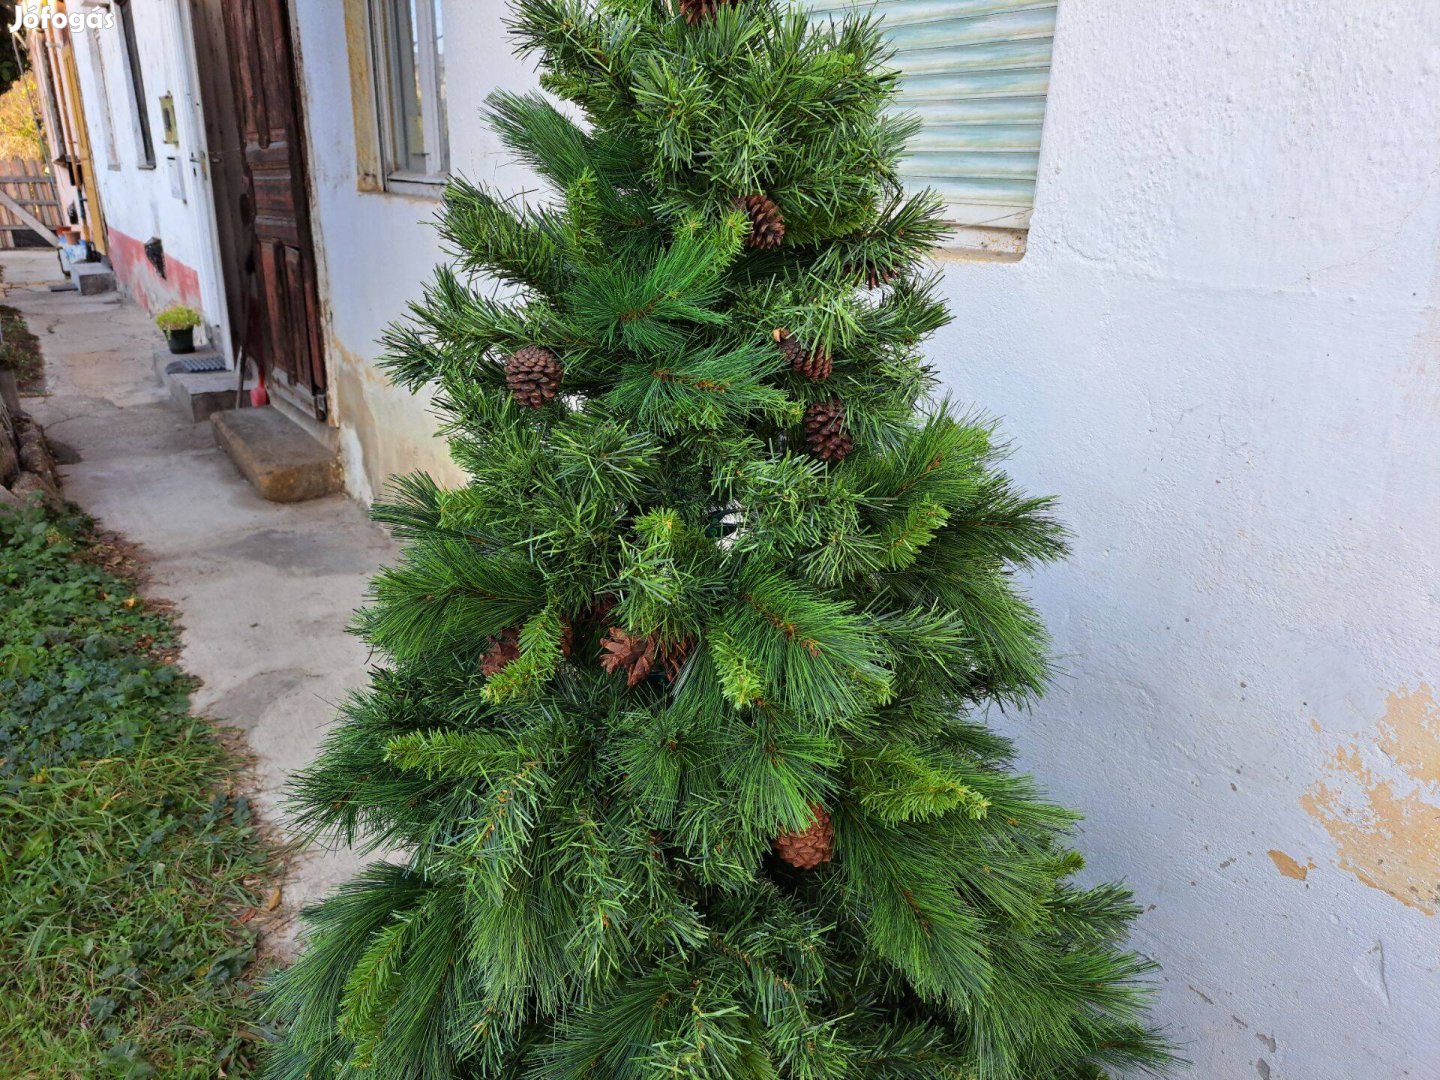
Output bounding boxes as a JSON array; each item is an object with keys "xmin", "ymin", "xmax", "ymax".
[{"xmin": 0, "ymin": 158, "xmax": 63, "ymax": 248}]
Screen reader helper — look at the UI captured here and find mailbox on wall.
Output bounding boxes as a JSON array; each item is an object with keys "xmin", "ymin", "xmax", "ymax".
[{"xmin": 159, "ymin": 94, "xmax": 179, "ymax": 146}]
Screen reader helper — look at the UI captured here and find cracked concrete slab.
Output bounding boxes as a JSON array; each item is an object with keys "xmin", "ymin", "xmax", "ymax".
[{"xmin": 4, "ymin": 251, "xmax": 397, "ymax": 949}]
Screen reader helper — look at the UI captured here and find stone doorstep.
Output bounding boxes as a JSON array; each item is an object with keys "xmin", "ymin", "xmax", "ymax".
[
  {"xmin": 168, "ymin": 369, "xmax": 247, "ymax": 424},
  {"xmin": 212, "ymin": 406, "xmax": 341, "ymax": 504},
  {"xmin": 70, "ymin": 262, "xmax": 117, "ymax": 296},
  {"xmin": 152, "ymin": 349, "xmax": 250, "ymax": 424}
]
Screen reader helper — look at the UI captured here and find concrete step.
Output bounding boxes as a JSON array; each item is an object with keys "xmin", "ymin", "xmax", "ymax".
[
  {"xmin": 152, "ymin": 348, "xmax": 246, "ymax": 423},
  {"xmin": 70, "ymin": 262, "xmax": 116, "ymax": 295},
  {"xmin": 212, "ymin": 406, "xmax": 341, "ymax": 503},
  {"xmin": 169, "ymin": 369, "xmax": 246, "ymax": 423}
]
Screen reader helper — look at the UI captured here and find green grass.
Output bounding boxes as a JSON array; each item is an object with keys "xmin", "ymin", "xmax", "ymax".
[
  {"xmin": 0, "ymin": 304, "xmax": 43, "ymax": 394},
  {"xmin": 0, "ymin": 504, "xmax": 278, "ymax": 1078}
]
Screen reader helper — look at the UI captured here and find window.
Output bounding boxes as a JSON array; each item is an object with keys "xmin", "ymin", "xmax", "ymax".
[
  {"xmin": 113, "ymin": 0, "xmax": 155, "ymax": 168},
  {"xmin": 811, "ymin": 0, "xmax": 1056, "ymax": 239},
  {"xmin": 369, "ymin": 0, "xmax": 449, "ymax": 191}
]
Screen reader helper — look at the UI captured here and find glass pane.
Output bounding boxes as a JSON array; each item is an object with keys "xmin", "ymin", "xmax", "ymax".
[{"xmin": 385, "ymin": 0, "xmax": 427, "ymax": 173}]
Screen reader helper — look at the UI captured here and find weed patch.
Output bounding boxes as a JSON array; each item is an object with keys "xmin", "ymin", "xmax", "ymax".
[
  {"xmin": 0, "ymin": 305, "xmax": 43, "ymax": 395},
  {"xmin": 0, "ymin": 505, "xmax": 277, "ymax": 1077}
]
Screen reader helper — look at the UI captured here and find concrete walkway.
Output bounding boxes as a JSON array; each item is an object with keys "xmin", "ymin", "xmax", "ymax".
[{"xmin": 5, "ymin": 250, "xmax": 394, "ymax": 945}]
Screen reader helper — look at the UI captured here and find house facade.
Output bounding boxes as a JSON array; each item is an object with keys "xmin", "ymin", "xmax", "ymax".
[
  {"xmin": 57, "ymin": 0, "xmax": 231, "ymax": 336},
  {"xmin": 48, "ymin": 1, "xmax": 1440, "ymax": 1076}
]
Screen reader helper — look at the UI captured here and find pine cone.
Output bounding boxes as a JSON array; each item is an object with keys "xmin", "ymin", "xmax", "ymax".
[
  {"xmin": 480, "ymin": 626, "xmax": 521, "ymax": 676},
  {"xmin": 736, "ymin": 194, "xmax": 784, "ymax": 250},
  {"xmin": 775, "ymin": 804, "xmax": 834, "ymax": 870},
  {"xmin": 804, "ymin": 398, "xmax": 853, "ymax": 462},
  {"xmin": 599, "ymin": 627, "xmax": 659, "ymax": 687},
  {"xmin": 661, "ymin": 636, "xmax": 692, "ymax": 682},
  {"xmin": 677, "ymin": 0, "xmax": 738, "ymax": 23},
  {"xmin": 599, "ymin": 628, "xmax": 690, "ymax": 687},
  {"xmin": 504, "ymin": 346, "xmax": 564, "ymax": 408},
  {"xmin": 775, "ymin": 329, "xmax": 833, "ymax": 381},
  {"xmin": 481, "ymin": 619, "xmax": 573, "ymax": 677}
]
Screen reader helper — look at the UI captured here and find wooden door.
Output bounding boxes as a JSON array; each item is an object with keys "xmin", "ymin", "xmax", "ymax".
[{"xmin": 222, "ymin": 0, "xmax": 327, "ymax": 419}]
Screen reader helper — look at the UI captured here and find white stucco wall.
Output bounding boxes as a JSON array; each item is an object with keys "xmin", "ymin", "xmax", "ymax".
[
  {"xmin": 945, "ymin": 4, "xmax": 1440, "ymax": 1076},
  {"xmin": 68, "ymin": 1, "xmax": 226, "ymax": 338},
  {"xmin": 293, "ymin": 2, "xmax": 1440, "ymax": 1075},
  {"xmin": 291, "ymin": 0, "xmax": 544, "ymax": 502}
]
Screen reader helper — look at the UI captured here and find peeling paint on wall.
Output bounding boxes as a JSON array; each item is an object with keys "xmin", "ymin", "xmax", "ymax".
[
  {"xmin": 108, "ymin": 230, "xmax": 204, "ymax": 319},
  {"xmin": 1267, "ymin": 849, "xmax": 1313, "ymax": 881},
  {"xmin": 329, "ymin": 336, "xmax": 468, "ymax": 504},
  {"xmin": 1301, "ymin": 686, "xmax": 1440, "ymax": 915}
]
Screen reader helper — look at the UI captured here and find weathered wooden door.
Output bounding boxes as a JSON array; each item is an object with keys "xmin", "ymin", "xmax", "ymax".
[
  {"xmin": 190, "ymin": 0, "xmax": 250, "ymax": 348},
  {"xmin": 222, "ymin": 0, "xmax": 327, "ymax": 419}
]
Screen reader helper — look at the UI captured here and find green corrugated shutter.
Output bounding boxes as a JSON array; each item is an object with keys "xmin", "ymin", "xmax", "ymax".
[{"xmin": 809, "ymin": 0, "xmax": 1056, "ymax": 229}]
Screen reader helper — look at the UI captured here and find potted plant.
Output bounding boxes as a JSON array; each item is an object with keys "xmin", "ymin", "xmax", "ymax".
[{"xmin": 155, "ymin": 304, "xmax": 202, "ymax": 355}]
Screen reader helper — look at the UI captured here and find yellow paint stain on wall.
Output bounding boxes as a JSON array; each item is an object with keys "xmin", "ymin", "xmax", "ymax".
[
  {"xmin": 1375, "ymin": 685, "xmax": 1440, "ymax": 787},
  {"xmin": 329, "ymin": 336, "xmax": 467, "ymax": 501},
  {"xmin": 1267, "ymin": 850, "xmax": 1312, "ymax": 880},
  {"xmin": 1301, "ymin": 685, "xmax": 1440, "ymax": 915}
]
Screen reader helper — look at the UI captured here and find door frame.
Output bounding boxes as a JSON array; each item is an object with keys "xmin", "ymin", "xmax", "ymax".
[
  {"xmin": 213, "ymin": 0, "xmax": 329, "ymax": 421},
  {"xmin": 186, "ymin": 0, "xmax": 250, "ymax": 358},
  {"xmin": 166, "ymin": 0, "xmax": 235, "ymax": 365}
]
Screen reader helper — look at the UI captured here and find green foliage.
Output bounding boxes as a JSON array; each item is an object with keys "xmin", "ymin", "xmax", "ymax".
[
  {"xmin": 0, "ymin": 14, "xmax": 27, "ymax": 99},
  {"xmin": 155, "ymin": 304, "xmax": 203, "ymax": 332},
  {"xmin": 0, "ymin": 73, "xmax": 44, "ymax": 161},
  {"xmin": 265, "ymin": 0, "xmax": 1175, "ymax": 1077},
  {"xmin": 0, "ymin": 303, "xmax": 43, "ymax": 391},
  {"xmin": 0, "ymin": 504, "xmax": 278, "ymax": 1077}
]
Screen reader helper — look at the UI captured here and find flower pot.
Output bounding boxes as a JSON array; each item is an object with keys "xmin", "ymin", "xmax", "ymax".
[{"xmin": 166, "ymin": 327, "xmax": 196, "ymax": 355}]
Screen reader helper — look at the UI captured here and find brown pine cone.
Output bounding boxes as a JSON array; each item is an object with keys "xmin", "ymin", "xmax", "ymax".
[
  {"xmin": 599, "ymin": 628, "xmax": 691, "ymax": 687},
  {"xmin": 774, "ymin": 804, "xmax": 834, "ymax": 870},
  {"xmin": 736, "ymin": 194, "xmax": 784, "ymax": 250},
  {"xmin": 480, "ymin": 626, "xmax": 521, "ymax": 676},
  {"xmin": 775, "ymin": 329, "xmax": 833, "ymax": 381},
  {"xmin": 677, "ymin": 0, "xmax": 738, "ymax": 23},
  {"xmin": 481, "ymin": 619, "xmax": 572, "ymax": 676},
  {"xmin": 661, "ymin": 636, "xmax": 692, "ymax": 682},
  {"xmin": 504, "ymin": 346, "xmax": 564, "ymax": 408},
  {"xmin": 804, "ymin": 398, "xmax": 854, "ymax": 462},
  {"xmin": 599, "ymin": 627, "xmax": 659, "ymax": 687}
]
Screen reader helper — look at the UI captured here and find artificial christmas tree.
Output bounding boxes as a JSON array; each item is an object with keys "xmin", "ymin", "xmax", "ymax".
[{"xmin": 263, "ymin": 1, "xmax": 1174, "ymax": 1077}]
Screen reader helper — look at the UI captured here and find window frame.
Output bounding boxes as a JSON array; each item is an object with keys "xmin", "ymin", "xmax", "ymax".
[
  {"xmin": 808, "ymin": 0, "xmax": 1055, "ymax": 256},
  {"xmin": 86, "ymin": 32, "xmax": 121, "ymax": 170},
  {"xmin": 367, "ymin": 0, "xmax": 449, "ymax": 196},
  {"xmin": 113, "ymin": 0, "xmax": 156, "ymax": 170}
]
